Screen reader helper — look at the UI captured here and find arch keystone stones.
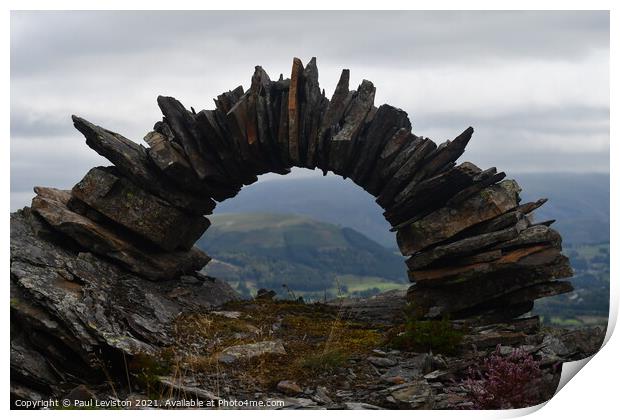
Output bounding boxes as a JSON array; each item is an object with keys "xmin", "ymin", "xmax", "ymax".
[{"xmin": 29, "ymin": 57, "xmax": 572, "ymax": 321}]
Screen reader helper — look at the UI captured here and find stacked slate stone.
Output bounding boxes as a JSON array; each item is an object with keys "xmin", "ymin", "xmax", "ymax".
[{"xmin": 29, "ymin": 57, "xmax": 573, "ymax": 321}]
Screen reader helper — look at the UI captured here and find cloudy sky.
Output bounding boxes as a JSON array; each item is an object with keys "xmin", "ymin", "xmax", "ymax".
[{"xmin": 10, "ymin": 11, "xmax": 609, "ymax": 210}]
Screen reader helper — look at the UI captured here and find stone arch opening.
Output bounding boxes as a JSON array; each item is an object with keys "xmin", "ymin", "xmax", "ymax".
[
  {"xmin": 200, "ymin": 167, "xmax": 407, "ymax": 299},
  {"xmin": 29, "ymin": 57, "xmax": 573, "ymax": 322}
]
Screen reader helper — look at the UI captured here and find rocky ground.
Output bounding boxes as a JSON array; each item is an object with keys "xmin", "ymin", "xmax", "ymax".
[
  {"xmin": 11, "ymin": 206, "xmax": 605, "ymax": 410},
  {"xmin": 11, "ymin": 207, "xmax": 605, "ymax": 410},
  {"xmin": 117, "ymin": 299, "xmax": 605, "ymax": 410}
]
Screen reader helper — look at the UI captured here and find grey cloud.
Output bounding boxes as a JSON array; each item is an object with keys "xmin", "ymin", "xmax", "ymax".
[
  {"xmin": 463, "ymin": 148, "xmax": 609, "ymax": 175},
  {"xmin": 10, "ymin": 11, "xmax": 609, "ymax": 211},
  {"xmin": 10, "ymin": 106, "xmax": 147, "ymax": 142},
  {"xmin": 11, "ymin": 135, "xmax": 108, "ymax": 192},
  {"xmin": 11, "ymin": 11, "xmax": 609, "ymax": 77},
  {"xmin": 414, "ymin": 105, "xmax": 609, "ymax": 137},
  {"xmin": 10, "ymin": 108, "xmax": 76, "ymax": 138}
]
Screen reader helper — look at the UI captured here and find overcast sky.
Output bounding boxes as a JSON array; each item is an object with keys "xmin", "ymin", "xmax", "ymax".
[{"xmin": 10, "ymin": 11, "xmax": 609, "ymax": 211}]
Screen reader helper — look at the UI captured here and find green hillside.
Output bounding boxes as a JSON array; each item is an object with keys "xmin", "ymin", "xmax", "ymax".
[
  {"xmin": 210, "ymin": 173, "xmax": 609, "ymax": 325},
  {"xmin": 533, "ymin": 242, "xmax": 609, "ymax": 327},
  {"xmin": 213, "ymin": 173, "xmax": 609, "ymax": 248},
  {"xmin": 197, "ymin": 213, "xmax": 408, "ymax": 299}
]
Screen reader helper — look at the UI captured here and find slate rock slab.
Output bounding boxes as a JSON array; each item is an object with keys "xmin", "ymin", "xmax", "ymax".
[
  {"xmin": 217, "ymin": 340, "xmax": 287, "ymax": 364},
  {"xmin": 71, "ymin": 167, "xmax": 210, "ymax": 251},
  {"xmin": 31, "ymin": 187, "xmax": 210, "ymax": 280}
]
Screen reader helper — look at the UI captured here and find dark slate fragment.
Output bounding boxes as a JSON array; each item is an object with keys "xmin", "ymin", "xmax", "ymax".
[
  {"xmin": 72, "ymin": 116, "xmax": 216, "ymax": 215},
  {"xmin": 533, "ymin": 219, "xmax": 556, "ymax": 227},
  {"xmin": 155, "ymin": 117, "xmax": 233, "ymax": 185},
  {"xmin": 388, "ymin": 126, "xmax": 473, "ymax": 207},
  {"xmin": 144, "ymin": 130, "xmax": 198, "ymax": 187},
  {"xmin": 366, "ymin": 129, "xmax": 422, "ymax": 193},
  {"xmin": 492, "ymin": 225, "xmax": 563, "ymax": 251},
  {"xmin": 247, "ymin": 67, "xmax": 267, "ymax": 148},
  {"xmin": 268, "ymin": 78, "xmax": 288, "ymax": 144},
  {"xmin": 307, "ymin": 96, "xmax": 330, "ymax": 171},
  {"xmin": 224, "ymin": 95, "xmax": 251, "ymax": 165},
  {"xmin": 435, "ymin": 161, "xmax": 457, "ymax": 175},
  {"xmin": 260, "ymin": 82, "xmax": 280, "ymax": 159},
  {"xmin": 203, "ymin": 182, "xmax": 244, "ymax": 202},
  {"xmin": 405, "ymin": 219, "xmax": 528, "ymax": 270},
  {"xmin": 302, "ymin": 58, "xmax": 328, "ymax": 169},
  {"xmin": 213, "ymin": 86, "xmax": 262, "ymax": 176},
  {"xmin": 375, "ymin": 138, "xmax": 437, "ymax": 208},
  {"xmin": 215, "ymin": 86, "xmax": 244, "ymax": 114},
  {"xmin": 71, "ymin": 167, "xmax": 210, "ymax": 252},
  {"xmin": 457, "ymin": 302, "xmax": 536, "ymax": 324},
  {"xmin": 193, "ymin": 110, "xmax": 247, "ymax": 185},
  {"xmin": 250, "ymin": 66, "xmax": 285, "ymax": 173},
  {"xmin": 444, "ymin": 168, "xmax": 506, "ymax": 207},
  {"xmin": 250, "ymin": 69, "xmax": 292, "ymax": 176},
  {"xmin": 385, "ymin": 162, "xmax": 482, "ymax": 225},
  {"xmin": 288, "ymin": 57, "xmax": 305, "ymax": 165},
  {"xmin": 317, "ymin": 69, "xmax": 351, "ymax": 173},
  {"xmin": 408, "ymin": 245, "xmax": 571, "ymax": 288},
  {"xmin": 328, "ymin": 80, "xmax": 376, "ymax": 175},
  {"xmin": 277, "ymin": 81, "xmax": 291, "ymax": 167},
  {"xmin": 349, "ymin": 105, "xmax": 411, "ymax": 192},
  {"xmin": 395, "ymin": 180, "xmax": 521, "ymax": 255},
  {"xmin": 398, "ymin": 161, "xmax": 482, "ymax": 207},
  {"xmin": 31, "ymin": 187, "xmax": 210, "ymax": 281},
  {"xmin": 141, "ymin": 126, "xmax": 241, "ymax": 201},
  {"xmin": 483, "ymin": 281, "xmax": 574, "ymax": 309},
  {"xmin": 460, "ymin": 198, "xmax": 548, "ymax": 237},
  {"xmin": 157, "ymin": 96, "xmax": 223, "ymax": 182},
  {"xmin": 450, "ymin": 249, "xmax": 503, "ymax": 266},
  {"xmin": 154, "ymin": 119, "xmax": 175, "ymax": 139},
  {"xmin": 405, "ymin": 246, "xmax": 573, "ymax": 318},
  {"xmin": 226, "ymin": 92, "xmax": 270, "ymax": 175},
  {"xmin": 326, "ymin": 90, "xmax": 357, "ymax": 171},
  {"xmin": 378, "ymin": 128, "xmax": 414, "ymax": 168},
  {"xmin": 333, "ymin": 80, "xmax": 376, "ymax": 143}
]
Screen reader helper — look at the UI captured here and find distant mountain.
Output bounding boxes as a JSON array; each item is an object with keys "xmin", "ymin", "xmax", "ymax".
[
  {"xmin": 212, "ymin": 172, "xmax": 609, "ymax": 247},
  {"xmin": 213, "ymin": 176, "xmax": 396, "ymax": 248},
  {"xmin": 514, "ymin": 173, "xmax": 609, "ymax": 245},
  {"xmin": 203, "ymin": 173, "xmax": 608, "ymax": 323},
  {"xmin": 197, "ymin": 213, "xmax": 407, "ymax": 297}
]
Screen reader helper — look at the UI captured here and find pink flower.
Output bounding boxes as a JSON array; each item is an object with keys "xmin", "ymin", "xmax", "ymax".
[{"xmin": 460, "ymin": 345, "xmax": 542, "ymax": 409}]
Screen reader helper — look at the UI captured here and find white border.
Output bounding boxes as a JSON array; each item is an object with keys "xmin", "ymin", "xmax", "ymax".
[{"xmin": 3, "ymin": 2, "xmax": 616, "ymax": 419}]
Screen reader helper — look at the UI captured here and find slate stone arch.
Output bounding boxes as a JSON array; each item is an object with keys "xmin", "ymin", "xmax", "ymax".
[{"xmin": 30, "ymin": 57, "xmax": 573, "ymax": 322}]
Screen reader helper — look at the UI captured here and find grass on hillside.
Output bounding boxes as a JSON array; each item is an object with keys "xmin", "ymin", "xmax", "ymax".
[
  {"xmin": 228, "ymin": 274, "xmax": 408, "ymax": 302},
  {"xmin": 330, "ymin": 275, "xmax": 409, "ymax": 296},
  {"xmin": 128, "ymin": 299, "xmax": 386, "ymax": 399}
]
